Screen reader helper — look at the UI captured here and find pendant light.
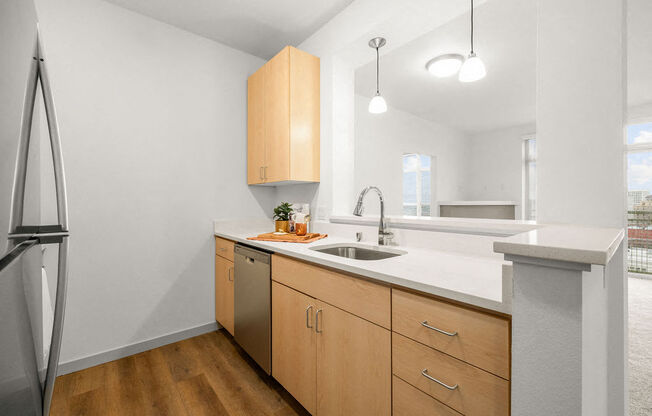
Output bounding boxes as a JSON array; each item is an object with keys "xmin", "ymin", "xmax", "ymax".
[
  {"xmin": 426, "ymin": 54, "xmax": 465, "ymax": 78},
  {"xmin": 458, "ymin": 0, "xmax": 486, "ymax": 82},
  {"xmin": 368, "ymin": 37, "xmax": 387, "ymax": 114}
]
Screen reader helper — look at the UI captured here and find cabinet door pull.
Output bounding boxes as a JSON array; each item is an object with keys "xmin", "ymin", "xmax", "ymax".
[
  {"xmin": 305, "ymin": 305, "xmax": 313, "ymax": 328},
  {"xmin": 421, "ymin": 320, "xmax": 457, "ymax": 336},
  {"xmin": 260, "ymin": 166, "xmax": 264, "ymax": 180},
  {"xmin": 421, "ymin": 369, "xmax": 458, "ymax": 390},
  {"xmin": 315, "ymin": 308, "xmax": 323, "ymax": 333},
  {"xmin": 227, "ymin": 267, "xmax": 234, "ymax": 281}
]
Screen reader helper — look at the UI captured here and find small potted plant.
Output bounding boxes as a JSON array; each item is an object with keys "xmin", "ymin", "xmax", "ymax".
[{"xmin": 273, "ymin": 202, "xmax": 293, "ymax": 233}]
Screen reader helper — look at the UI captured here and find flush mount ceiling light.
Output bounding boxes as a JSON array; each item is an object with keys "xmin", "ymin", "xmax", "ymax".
[
  {"xmin": 425, "ymin": 54, "xmax": 465, "ymax": 77},
  {"xmin": 459, "ymin": 0, "xmax": 486, "ymax": 82},
  {"xmin": 368, "ymin": 37, "xmax": 387, "ymax": 114}
]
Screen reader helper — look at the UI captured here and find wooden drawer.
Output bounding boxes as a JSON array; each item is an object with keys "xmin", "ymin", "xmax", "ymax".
[
  {"xmin": 392, "ymin": 289, "xmax": 510, "ymax": 379},
  {"xmin": 215, "ymin": 237, "xmax": 234, "ymax": 262},
  {"xmin": 393, "ymin": 334, "xmax": 509, "ymax": 416},
  {"xmin": 271, "ymin": 255, "xmax": 390, "ymax": 328},
  {"xmin": 393, "ymin": 376, "xmax": 462, "ymax": 416}
]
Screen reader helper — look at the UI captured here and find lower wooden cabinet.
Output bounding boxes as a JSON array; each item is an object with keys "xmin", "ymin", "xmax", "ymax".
[
  {"xmin": 215, "ymin": 254, "xmax": 234, "ymax": 334},
  {"xmin": 272, "ymin": 281, "xmax": 391, "ymax": 416},
  {"xmin": 316, "ymin": 302, "xmax": 391, "ymax": 416},
  {"xmin": 268, "ymin": 255, "xmax": 510, "ymax": 416},
  {"xmin": 393, "ymin": 376, "xmax": 462, "ymax": 416},
  {"xmin": 393, "ymin": 333, "xmax": 509, "ymax": 416},
  {"xmin": 272, "ymin": 281, "xmax": 317, "ymax": 413}
]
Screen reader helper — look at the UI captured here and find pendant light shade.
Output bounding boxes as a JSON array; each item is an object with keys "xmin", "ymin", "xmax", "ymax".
[
  {"xmin": 459, "ymin": 52, "xmax": 486, "ymax": 82},
  {"xmin": 368, "ymin": 37, "xmax": 387, "ymax": 114},
  {"xmin": 459, "ymin": 0, "xmax": 486, "ymax": 82},
  {"xmin": 368, "ymin": 94, "xmax": 388, "ymax": 113}
]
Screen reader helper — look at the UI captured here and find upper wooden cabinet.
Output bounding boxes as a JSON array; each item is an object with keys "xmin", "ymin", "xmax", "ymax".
[{"xmin": 247, "ymin": 46, "xmax": 320, "ymax": 185}]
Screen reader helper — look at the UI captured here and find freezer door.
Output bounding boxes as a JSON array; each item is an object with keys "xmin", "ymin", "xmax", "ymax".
[
  {"xmin": 0, "ymin": 1, "xmax": 43, "ymax": 415},
  {"xmin": 0, "ymin": 244, "xmax": 42, "ymax": 416}
]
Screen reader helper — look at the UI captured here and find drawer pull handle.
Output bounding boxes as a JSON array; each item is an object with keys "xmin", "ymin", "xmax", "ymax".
[
  {"xmin": 421, "ymin": 369, "xmax": 458, "ymax": 390},
  {"xmin": 421, "ymin": 320, "xmax": 458, "ymax": 337},
  {"xmin": 306, "ymin": 305, "xmax": 313, "ymax": 328},
  {"xmin": 315, "ymin": 308, "xmax": 323, "ymax": 333}
]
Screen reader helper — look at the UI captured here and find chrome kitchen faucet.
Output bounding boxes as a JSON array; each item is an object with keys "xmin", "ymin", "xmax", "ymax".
[{"xmin": 353, "ymin": 186, "xmax": 393, "ymax": 245}]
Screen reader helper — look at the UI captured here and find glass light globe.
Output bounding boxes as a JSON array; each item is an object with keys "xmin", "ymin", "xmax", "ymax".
[
  {"xmin": 426, "ymin": 55, "xmax": 464, "ymax": 77},
  {"xmin": 368, "ymin": 94, "xmax": 387, "ymax": 114},
  {"xmin": 458, "ymin": 53, "xmax": 486, "ymax": 82}
]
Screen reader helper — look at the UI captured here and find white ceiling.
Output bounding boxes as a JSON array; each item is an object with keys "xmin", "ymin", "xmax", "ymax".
[
  {"xmin": 102, "ymin": 0, "xmax": 354, "ymax": 59},
  {"xmin": 355, "ymin": 0, "xmax": 536, "ymax": 134}
]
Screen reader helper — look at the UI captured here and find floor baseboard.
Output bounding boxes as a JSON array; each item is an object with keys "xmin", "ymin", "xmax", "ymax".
[{"xmin": 57, "ymin": 321, "xmax": 220, "ymax": 376}]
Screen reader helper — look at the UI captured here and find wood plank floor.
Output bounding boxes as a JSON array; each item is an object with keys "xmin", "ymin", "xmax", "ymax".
[{"xmin": 50, "ymin": 329, "xmax": 309, "ymax": 416}]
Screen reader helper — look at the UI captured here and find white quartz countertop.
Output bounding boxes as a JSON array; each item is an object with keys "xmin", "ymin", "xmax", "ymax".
[
  {"xmin": 214, "ymin": 220, "xmax": 511, "ymax": 314},
  {"xmin": 493, "ymin": 225, "xmax": 625, "ymax": 265},
  {"xmin": 438, "ymin": 200, "xmax": 519, "ymax": 206}
]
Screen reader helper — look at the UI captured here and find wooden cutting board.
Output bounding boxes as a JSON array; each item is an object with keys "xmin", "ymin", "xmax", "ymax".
[{"xmin": 247, "ymin": 232, "xmax": 327, "ymax": 243}]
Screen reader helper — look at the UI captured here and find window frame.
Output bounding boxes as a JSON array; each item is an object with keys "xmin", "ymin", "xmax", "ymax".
[{"xmin": 522, "ymin": 135, "xmax": 537, "ymax": 221}]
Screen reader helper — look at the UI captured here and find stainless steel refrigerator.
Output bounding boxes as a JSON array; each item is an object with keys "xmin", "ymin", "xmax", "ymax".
[{"xmin": 0, "ymin": 0, "xmax": 70, "ymax": 415}]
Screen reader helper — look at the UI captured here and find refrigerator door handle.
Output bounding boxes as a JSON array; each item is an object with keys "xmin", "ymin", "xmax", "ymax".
[
  {"xmin": 36, "ymin": 32, "xmax": 70, "ymax": 416},
  {"xmin": 37, "ymin": 33, "xmax": 69, "ymax": 232},
  {"xmin": 0, "ymin": 239, "xmax": 39, "ymax": 273}
]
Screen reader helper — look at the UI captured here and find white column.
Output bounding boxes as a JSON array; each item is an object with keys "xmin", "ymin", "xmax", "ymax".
[
  {"xmin": 536, "ymin": 0, "xmax": 627, "ymax": 414},
  {"xmin": 509, "ymin": 255, "xmax": 610, "ymax": 416}
]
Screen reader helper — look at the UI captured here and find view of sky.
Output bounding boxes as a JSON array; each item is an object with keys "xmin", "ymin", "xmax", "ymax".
[
  {"xmin": 628, "ymin": 122, "xmax": 652, "ymax": 193},
  {"xmin": 402, "ymin": 154, "xmax": 432, "ymax": 216}
]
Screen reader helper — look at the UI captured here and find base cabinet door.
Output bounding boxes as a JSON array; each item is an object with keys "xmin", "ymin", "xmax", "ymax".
[
  {"xmin": 316, "ymin": 302, "xmax": 391, "ymax": 416},
  {"xmin": 272, "ymin": 282, "xmax": 317, "ymax": 414},
  {"xmin": 215, "ymin": 255, "xmax": 234, "ymax": 334}
]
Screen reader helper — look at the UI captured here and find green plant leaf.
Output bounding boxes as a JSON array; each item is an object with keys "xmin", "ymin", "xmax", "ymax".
[{"xmin": 273, "ymin": 202, "xmax": 294, "ymax": 221}]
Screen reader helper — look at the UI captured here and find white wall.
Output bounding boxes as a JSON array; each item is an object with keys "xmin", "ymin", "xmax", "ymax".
[
  {"xmin": 354, "ymin": 94, "xmax": 469, "ymax": 216},
  {"xmin": 466, "ymin": 124, "xmax": 535, "ymax": 219},
  {"xmin": 34, "ymin": 0, "xmax": 276, "ymax": 365}
]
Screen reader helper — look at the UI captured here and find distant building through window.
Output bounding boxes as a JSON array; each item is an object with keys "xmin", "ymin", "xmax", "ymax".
[
  {"xmin": 523, "ymin": 137, "xmax": 536, "ymax": 220},
  {"xmin": 402, "ymin": 154, "xmax": 432, "ymax": 216},
  {"xmin": 626, "ymin": 121, "xmax": 652, "ymax": 274}
]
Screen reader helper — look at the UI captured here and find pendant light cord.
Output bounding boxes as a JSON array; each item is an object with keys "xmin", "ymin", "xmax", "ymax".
[
  {"xmin": 470, "ymin": 0, "xmax": 474, "ymax": 54},
  {"xmin": 376, "ymin": 46, "xmax": 380, "ymax": 94}
]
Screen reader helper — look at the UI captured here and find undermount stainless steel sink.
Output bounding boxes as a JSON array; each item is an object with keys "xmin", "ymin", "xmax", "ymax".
[{"xmin": 310, "ymin": 243, "xmax": 406, "ymax": 260}]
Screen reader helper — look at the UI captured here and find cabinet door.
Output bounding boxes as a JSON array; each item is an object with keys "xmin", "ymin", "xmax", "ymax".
[
  {"xmin": 289, "ymin": 46, "xmax": 320, "ymax": 182},
  {"xmin": 272, "ymin": 282, "xmax": 316, "ymax": 414},
  {"xmin": 247, "ymin": 67, "xmax": 265, "ymax": 184},
  {"xmin": 215, "ymin": 255, "xmax": 234, "ymax": 334},
  {"xmin": 316, "ymin": 302, "xmax": 391, "ymax": 416},
  {"xmin": 264, "ymin": 47, "xmax": 290, "ymax": 182}
]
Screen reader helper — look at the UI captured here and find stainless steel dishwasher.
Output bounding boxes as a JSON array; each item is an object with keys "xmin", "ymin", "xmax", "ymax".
[{"xmin": 233, "ymin": 243, "xmax": 272, "ymax": 374}]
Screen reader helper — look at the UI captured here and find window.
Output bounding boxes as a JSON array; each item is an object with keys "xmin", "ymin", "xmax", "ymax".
[
  {"xmin": 626, "ymin": 121, "xmax": 652, "ymax": 274},
  {"xmin": 523, "ymin": 137, "xmax": 536, "ymax": 220},
  {"xmin": 402, "ymin": 154, "xmax": 432, "ymax": 216}
]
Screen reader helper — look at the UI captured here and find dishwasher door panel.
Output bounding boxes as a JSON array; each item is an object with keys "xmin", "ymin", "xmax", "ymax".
[{"xmin": 234, "ymin": 245, "xmax": 271, "ymax": 374}]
